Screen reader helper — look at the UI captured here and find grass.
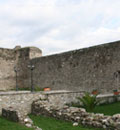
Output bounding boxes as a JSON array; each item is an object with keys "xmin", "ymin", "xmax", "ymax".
[
  {"xmin": 93, "ymin": 101, "xmax": 120, "ymax": 115},
  {"xmin": 0, "ymin": 116, "xmax": 33, "ymax": 130},
  {"xmin": 0, "ymin": 115, "xmax": 103, "ymax": 130},
  {"xmin": 29, "ymin": 115, "xmax": 103, "ymax": 130},
  {"xmin": 11, "ymin": 87, "xmax": 44, "ymax": 91},
  {"xmin": 69, "ymin": 100, "xmax": 120, "ymax": 116}
]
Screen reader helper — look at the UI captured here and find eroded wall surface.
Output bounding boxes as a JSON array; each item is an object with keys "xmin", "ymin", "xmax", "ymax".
[
  {"xmin": 30, "ymin": 41, "xmax": 120, "ymax": 93},
  {"xmin": 0, "ymin": 47, "xmax": 42, "ymax": 90},
  {"xmin": 0, "ymin": 48, "xmax": 16, "ymax": 90}
]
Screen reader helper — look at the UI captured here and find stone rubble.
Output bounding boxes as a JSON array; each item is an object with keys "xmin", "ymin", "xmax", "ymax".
[
  {"xmin": 32, "ymin": 98, "xmax": 120, "ymax": 130},
  {"xmin": 73, "ymin": 122, "xmax": 78, "ymax": 126}
]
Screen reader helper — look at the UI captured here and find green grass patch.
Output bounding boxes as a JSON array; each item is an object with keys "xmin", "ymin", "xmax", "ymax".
[
  {"xmin": 69, "ymin": 100, "xmax": 120, "ymax": 116},
  {"xmin": 93, "ymin": 101, "xmax": 120, "ymax": 115},
  {"xmin": 29, "ymin": 115, "xmax": 102, "ymax": 130},
  {"xmin": 0, "ymin": 116, "xmax": 33, "ymax": 130}
]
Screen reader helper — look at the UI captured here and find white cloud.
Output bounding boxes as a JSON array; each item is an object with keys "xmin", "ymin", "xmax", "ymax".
[{"xmin": 0, "ymin": 0, "xmax": 120, "ymax": 55}]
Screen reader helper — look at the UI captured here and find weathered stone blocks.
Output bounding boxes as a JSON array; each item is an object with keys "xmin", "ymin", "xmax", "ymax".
[{"xmin": 31, "ymin": 97, "xmax": 120, "ymax": 130}]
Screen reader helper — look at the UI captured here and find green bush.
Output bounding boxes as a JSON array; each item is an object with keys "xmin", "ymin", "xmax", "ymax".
[{"xmin": 77, "ymin": 92, "xmax": 99, "ymax": 112}]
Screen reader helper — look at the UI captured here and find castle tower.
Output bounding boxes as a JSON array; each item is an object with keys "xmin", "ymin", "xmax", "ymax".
[{"xmin": 29, "ymin": 47, "xmax": 42, "ymax": 59}]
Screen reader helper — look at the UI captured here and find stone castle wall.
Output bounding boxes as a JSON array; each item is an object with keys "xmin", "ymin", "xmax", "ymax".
[
  {"xmin": 17, "ymin": 47, "xmax": 42, "ymax": 89},
  {"xmin": 0, "ymin": 46, "xmax": 42, "ymax": 90},
  {"xmin": 0, "ymin": 48, "xmax": 16, "ymax": 90},
  {"xmin": 29, "ymin": 41, "xmax": 120, "ymax": 93},
  {"xmin": 1, "ymin": 41, "xmax": 120, "ymax": 92}
]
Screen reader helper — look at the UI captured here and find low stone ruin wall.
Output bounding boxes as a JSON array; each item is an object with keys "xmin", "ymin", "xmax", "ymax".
[
  {"xmin": 32, "ymin": 98, "xmax": 120, "ymax": 130},
  {"xmin": 0, "ymin": 90, "xmax": 120, "ymax": 116},
  {"xmin": 97, "ymin": 93, "xmax": 120, "ymax": 105},
  {"xmin": 44, "ymin": 90, "xmax": 83, "ymax": 106},
  {"xmin": 0, "ymin": 90, "xmax": 83, "ymax": 115},
  {"xmin": 43, "ymin": 91, "xmax": 120, "ymax": 106}
]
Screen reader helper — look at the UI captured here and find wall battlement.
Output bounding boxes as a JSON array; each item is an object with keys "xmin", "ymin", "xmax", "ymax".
[{"xmin": 0, "ymin": 41, "xmax": 120, "ymax": 93}]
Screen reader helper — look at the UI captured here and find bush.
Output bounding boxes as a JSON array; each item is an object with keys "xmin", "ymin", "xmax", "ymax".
[{"xmin": 77, "ymin": 92, "xmax": 99, "ymax": 112}]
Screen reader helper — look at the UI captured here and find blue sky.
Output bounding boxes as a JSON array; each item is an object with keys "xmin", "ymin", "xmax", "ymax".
[{"xmin": 0, "ymin": 0, "xmax": 120, "ymax": 55}]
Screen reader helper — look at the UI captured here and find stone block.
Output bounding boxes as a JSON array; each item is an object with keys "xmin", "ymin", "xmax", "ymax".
[{"xmin": 2, "ymin": 108, "xmax": 19, "ymax": 122}]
